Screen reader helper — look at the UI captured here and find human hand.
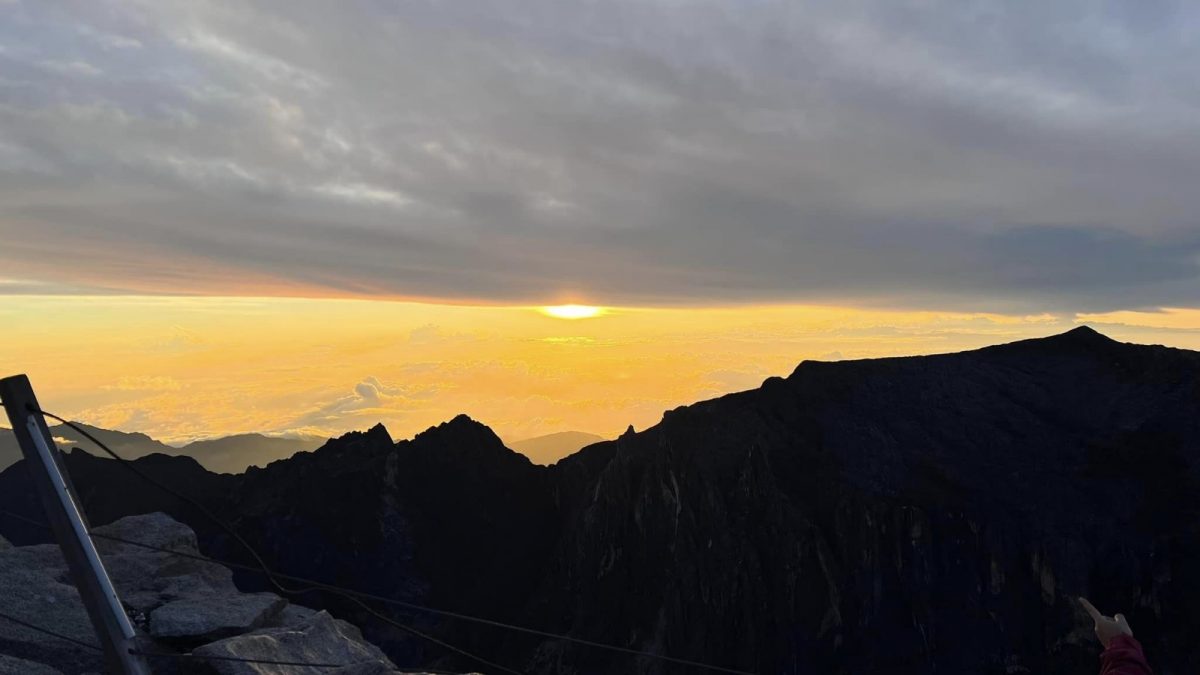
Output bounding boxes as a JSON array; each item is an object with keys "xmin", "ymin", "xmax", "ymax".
[{"xmin": 1079, "ymin": 597, "xmax": 1134, "ymax": 648}]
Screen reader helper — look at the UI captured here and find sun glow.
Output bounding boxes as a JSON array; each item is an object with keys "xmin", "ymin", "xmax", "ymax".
[
  {"xmin": 539, "ymin": 304, "xmax": 604, "ymax": 319},
  {"xmin": 6, "ymin": 295, "xmax": 1199, "ymax": 459}
]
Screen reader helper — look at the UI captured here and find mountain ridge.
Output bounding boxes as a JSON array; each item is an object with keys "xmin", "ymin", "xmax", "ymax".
[
  {"xmin": 1, "ymin": 327, "xmax": 1198, "ymax": 674},
  {"xmin": 0, "ymin": 423, "xmax": 326, "ymax": 474},
  {"xmin": 508, "ymin": 430, "xmax": 607, "ymax": 465}
]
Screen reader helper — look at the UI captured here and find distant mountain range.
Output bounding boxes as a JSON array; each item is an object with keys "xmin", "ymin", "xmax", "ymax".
[
  {"xmin": 0, "ymin": 422, "xmax": 327, "ymax": 474},
  {"xmin": 507, "ymin": 430, "xmax": 606, "ymax": 464},
  {"xmin": 0, "ymin": 422, "xmax": 603, "ymax": 473},
  {"xmin": 1, "ymin": 327, "xmax": 1198, "ymax": 674}
]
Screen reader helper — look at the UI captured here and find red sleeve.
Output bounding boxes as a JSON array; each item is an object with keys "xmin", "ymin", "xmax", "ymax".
[{"xmin": 1100, "ymin": 635, "xmax": 1152, "ymax": 675}]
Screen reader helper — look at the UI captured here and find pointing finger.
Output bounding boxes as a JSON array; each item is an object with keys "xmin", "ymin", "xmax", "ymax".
[{"xmin": 1079, "ymin": 597, "xmax": 1104, "ymax": 622}]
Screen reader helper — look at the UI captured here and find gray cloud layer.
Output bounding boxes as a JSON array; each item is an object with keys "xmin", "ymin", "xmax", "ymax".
[{"xmin": 1, "ymin": 0, "xmax": 1198, "ymax": 311}]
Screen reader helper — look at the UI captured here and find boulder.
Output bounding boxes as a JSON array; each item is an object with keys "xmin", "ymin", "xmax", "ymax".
[
  {"xmin": 92, "ymin": 512, "xmax": 236, "ymax": 612},
  {"xmin": 267, "ymin": 602, "xmax": 320, "ymax": 629},
  {"xmin": 0, "ymin": 512, "xmax": 438, "ymax": 674},
  {"xmin": 191, "ymin": 610, "xmax": 395, "ymax": 674},
  {"xmin": 149, "ymin": 592, "xmax": 286, "ymax": 644},
  {"xmin": 0, "ymin": 654, "xmax": 63, "ymax": 674},
  {"xmin": 0, "ymin": 543, "xmax": 101, "ymax": 673},
  {"xmin": 92, "ymin": 511, "xmax": 200, "ymax": 553}
]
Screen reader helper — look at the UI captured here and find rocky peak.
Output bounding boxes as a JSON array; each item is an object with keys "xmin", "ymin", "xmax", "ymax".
[
  {"xmin": 316, "ymin": 423, "xmax": 394, "ymax": 455},
  {"xmin": 984, "ymin": 324, "xmax": 1122, "ymax": 355},
  {"xmin": 415, "ymin": 413, "xmax": 501, "ymax": 445},
  {"xmin": 249, "ymin": 424, "xmax": 395, "ymax": 476},
  {"xmin": 404, "ymin": 414, "xmax": 529, "ymax": 468},
  {"xmin": 1058, "ymin": 324, "xmax": 1109, "ymax": 341},
  {"xmin": 364, "ymin": 422, "xmax": 392, "ymax": 442}
]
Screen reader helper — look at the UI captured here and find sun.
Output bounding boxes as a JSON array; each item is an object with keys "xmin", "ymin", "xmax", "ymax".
[{"xmin": 539, "ymin": 304, "xmax": 605, "ymax": 319}]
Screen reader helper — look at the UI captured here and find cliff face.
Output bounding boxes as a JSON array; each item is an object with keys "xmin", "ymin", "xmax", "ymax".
[
  {"xmin": 2, "ymin": 328, "xmax": 1198, "ymax": 674},
  {"xmin": 222, "ymin": 418, "xmax": 558, "ymax": 666},
  {"xmin": 531, "ymin": 327, "xmax": 1200, "ymax": 674}
]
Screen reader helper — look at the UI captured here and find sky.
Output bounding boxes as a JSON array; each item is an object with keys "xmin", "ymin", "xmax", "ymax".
[{"xmin": 2, "ymin": 1, "xmax": 1200, "ymax": 445}]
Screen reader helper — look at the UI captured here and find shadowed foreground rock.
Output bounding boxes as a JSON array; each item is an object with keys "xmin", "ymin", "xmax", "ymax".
[
  {"xmin": 0, "ymin": 654, "xmax": 62, "ymax": 675},
  {"xmin": 0, "ymin": 513, "xmax": 402, "ymax": 674},
  {"xmin": 150, "ymin": 592, "xmax": 286, "ymax": 644},
  {"xmin": 194, "ymin": 610, "xmax": 395, "ymax": 675},
  {"xmin": 0, "ymin": 532, "xmax": 102, "ymax": 673}
]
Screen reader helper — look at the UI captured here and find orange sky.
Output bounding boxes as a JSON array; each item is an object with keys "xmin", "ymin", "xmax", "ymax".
[{"xmin": 2, "ymin": 295, "xmax": 1198, "ymax": 445}]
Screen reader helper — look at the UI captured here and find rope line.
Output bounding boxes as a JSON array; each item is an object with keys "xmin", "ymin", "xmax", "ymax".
[
  {"xmin": 0, "ymin": 518, "xmax": 481, "ymax": 675},
  {"xmin": 27, "ymin": 407, "xmax": 526, "ymax": 675},
  {"xmin": 129, "ymin": 650, "xmax": 463, "ymax": 675},
  {"xmin": 91, "ymin": 521, "xmax": 748, "ymax": 672},
  {"xmin": 5, "ymin": 509, "xmax": 757, "ymax": 674},
  {"xmin": 128, "ymin": 649, "xmax": 351, "ymax": 668},
  {"xmin": 0, "ymin": 601, "xmax": 466, "ymax": 672},
  {"xmin": 0, "ymin": 608, "xmax": 102, "ymax": 651},
  {"xmin": 4, "ymin": 407, "xmax": 759, "ymax": 675}
]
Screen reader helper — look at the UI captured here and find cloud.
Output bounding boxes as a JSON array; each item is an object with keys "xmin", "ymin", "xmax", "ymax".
[
  {"xmin": 39, "ymin": 59, "xmax": 102, "ymax": 77},
  {"xmin": 314, "ymin": 182, "xmax": 413, "ymax": 208},
  {"xmin": 286, "ymin": 376, "xmax": 437, "ymax": 431},
  {"xmin": 406, "ymin": 324, "xmax": 480, "ymax": 345},
  {"xmin": 1, "ymin": 1, "xmax": 1199, "ymax": 311},
  {"xmin": 103, "ymin": 375, "xmax": 183, "ymax": 392},
  {"xmin": 705, "ymin": 368, "xmax": 769, "ymax": 393}
]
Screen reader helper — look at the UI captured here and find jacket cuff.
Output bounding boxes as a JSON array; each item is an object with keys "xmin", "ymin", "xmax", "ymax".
[{"xmin": 1105, "ymin": 635, "xmax": 1141, "ymax": 652}]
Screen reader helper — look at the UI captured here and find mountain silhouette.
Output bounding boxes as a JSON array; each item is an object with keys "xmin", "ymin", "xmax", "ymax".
[
  {"xmin": 1, "ymin": 327, "xmax": 1197, "ymax": 674},
  {"xmin": 0, "ymin": 424, "xmax": 325, "ymax": 474},
  {"xmin": 178, "ymin": 432, "xmax": 327, "ymax": 474},
  {"xmin": 0, "ymin": 421, "xmax": 174, "ymax": 469},
  {"xmin": 507, "ymin": 430, "xmax": 607, "ymax": 465}
]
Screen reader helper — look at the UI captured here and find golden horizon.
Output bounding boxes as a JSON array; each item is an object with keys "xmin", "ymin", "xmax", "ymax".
[{"xmin": 2, "ymin": 295, "xmax": 1199, "ymax": 446}]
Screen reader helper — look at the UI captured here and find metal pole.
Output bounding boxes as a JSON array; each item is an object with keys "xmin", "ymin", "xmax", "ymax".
[{"xmin": 0, "ymin": 374, "xmax": 152, "ymax": 675}]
